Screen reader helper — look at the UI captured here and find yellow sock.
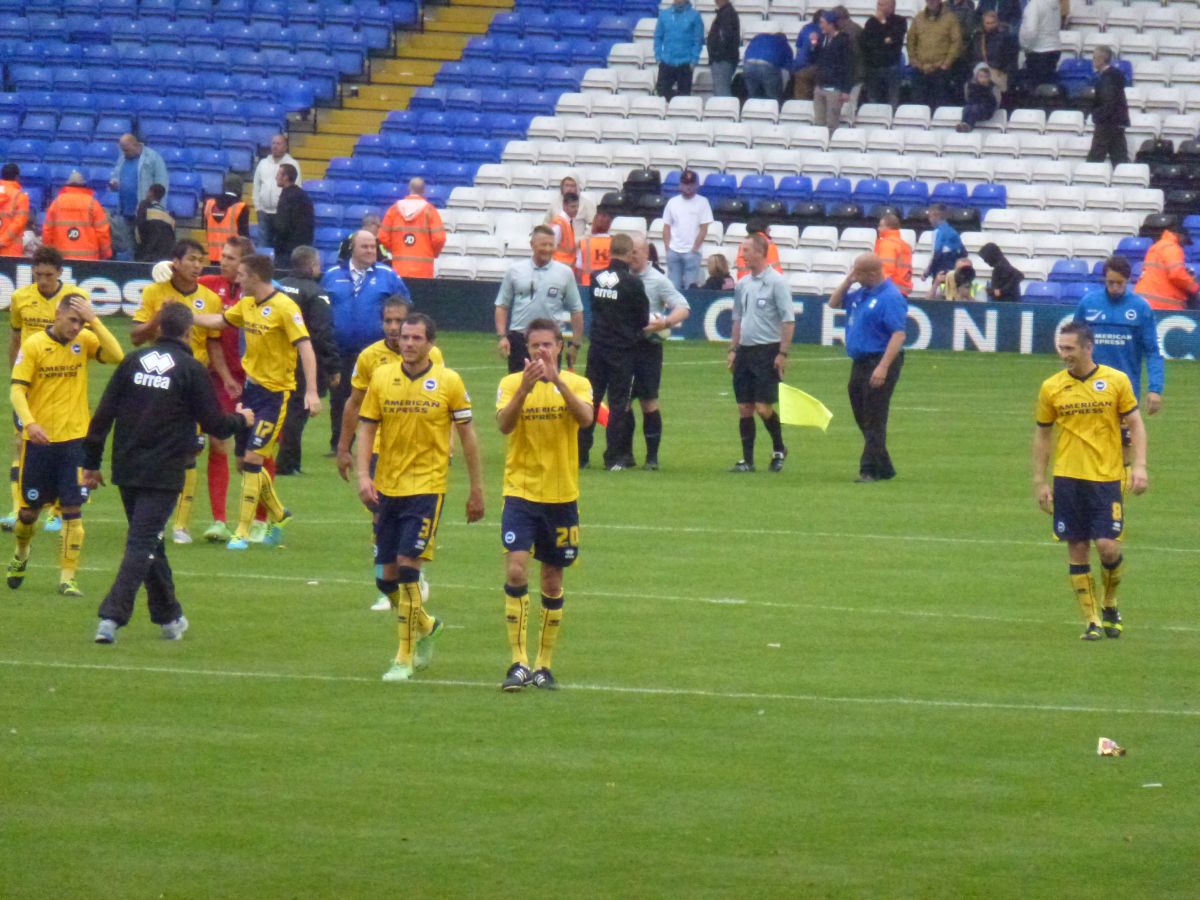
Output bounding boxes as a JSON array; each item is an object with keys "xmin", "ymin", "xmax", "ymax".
[
  {"xmin": 173, "ymin": 466, "xmax": 197, "ymax": 532},
  {"xmin": 234, "ymin": 467, "xmax": 263, "ymax": 539},
  {"xmin": 504, "ymin": 584, "xmax": 530, "ymax": 667},
  {"xmin": 394, "ymin": 580, "xmax": 423, "ymax": 666},
  {"xmin": 534, "ymin": 593, "xmax": 564, "ymax": 671},
  {"xmin": 1101, "ymin": 556, "xmax": 1123, "ymax": 609},
  {"xmin": 9, "ymin": 460, "xmax": 20, "ymax": 514},
  {"xmin": 416, "ymin": 605, "xmax": 435, "ymax": 633},
  {"xmin": 258, "ymin": 467, "xmax": 286, "ymax": 522},
  {"xmin": 14, "ymin": 518, "xmax": 34, "ymax": 560},
  {"xmin": 59, "ymin": 515, "xmax": 83, "ymax": 582},
  {"xmin": 1069, "ymin": 565, "xmax": 1099, "ymax": 625}
]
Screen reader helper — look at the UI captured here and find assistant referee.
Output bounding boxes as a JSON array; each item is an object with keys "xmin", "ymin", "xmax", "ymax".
[{"xmin": 83, "ymin": 304, "xmax": 253, "ymax": 644}]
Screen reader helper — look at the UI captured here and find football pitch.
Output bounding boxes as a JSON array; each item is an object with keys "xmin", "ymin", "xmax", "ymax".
[{"xmin": 2, "ymin": 321, "xmax": 1197, "ymax": 899}]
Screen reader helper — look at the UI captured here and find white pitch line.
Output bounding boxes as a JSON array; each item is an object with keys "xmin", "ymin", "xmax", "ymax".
[{"xmin": 2, "ymin": 658, "xmax": 1196, "ymax": 719}]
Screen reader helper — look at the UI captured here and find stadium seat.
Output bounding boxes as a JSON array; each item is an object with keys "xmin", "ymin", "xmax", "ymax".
[
  {"xmin": 1023, "ymin": 283, "xmax": 1063, "ymax": 304},
  {"xmin": 1048, "ymin": 259, "xmax": 1089, "ymax": 283}
]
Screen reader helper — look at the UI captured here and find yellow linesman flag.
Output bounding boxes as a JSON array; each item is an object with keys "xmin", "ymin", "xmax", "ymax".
[{"xmin": 778, "ymin": 383, "xmax": 833, "ymax": 431}]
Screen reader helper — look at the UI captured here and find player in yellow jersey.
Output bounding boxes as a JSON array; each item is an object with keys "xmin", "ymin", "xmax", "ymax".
[
  {"xmin": 5, "ymin": 246, "xmax": 86, "ymax": 533},
  {"xmin": 195, "ymin": 253, "xmax": 319, "ymax": 550},
  {"xmin": 131, "ymin": 239, "xmax": 234, "ymax": 545},
  {"xmin": 496, "ymin": 318, "xmax": 593, "ymax": 691},
  {"xmin": 7, "ymin": 293, "xmax": 123, "ymax": 595},
  {"xmin": 334, "ymin": 295, "xmax": 446, "ymax": 611},
  {"xmin": 355, "ymin": 313, "xmax": 484, "ymax": 682},
  {"xmin": 1033, "ymin": 321, "xmax": 1148, "ymax": 641}
]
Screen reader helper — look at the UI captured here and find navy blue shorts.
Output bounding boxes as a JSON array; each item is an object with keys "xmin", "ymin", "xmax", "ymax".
[
  {"xmin": 501, "ymin": 496, "xmax": 580, "ymax": 568},
  {"xmin": 1053, "ymin": 476, "xmax": 1123, "ymax": 542},
  {"xmin": 20, "ymin": 439, "xmax": 87, "ymax": 509},
  {"xmin": 235, "ymin": 381, "xmax": 288, "ymax": 458},
  {"xmin": 375, "ymin": 493, "xmax": 443, "ymax": 563},
  {"xmin": 732, "ymin": 342, "xmax": 781, "ymax": 405}
]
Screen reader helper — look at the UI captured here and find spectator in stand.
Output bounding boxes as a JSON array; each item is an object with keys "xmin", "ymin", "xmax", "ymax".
[
  {"xmin": 1086, "ymin": 45, "xmax": 1130, "ymax": 166},
  {"xmin": 0, "ymin": 164, "xmax": 31, "ymax": 257},
  {"xmin": 735, "ymin": 220, "xmax": 783, "ymax": 279},
  {"xmin": 957, "ymin": 63, "xmax": 999, "ymax": 131},
  {"xmin": 549, "ymin": 193, "xmax": 580, "ymax": 278},
  {"xmin": 703, "ymin": 253, "xmax": 735, "ymax": 290},
  {"xmin": 379, "ymin": 177, "xmax": 446, "ymax": 280},
  {"xmin": 43, "ymin": 171, "xmax": 112, "ymax": 261},
  {"xmin": 707, "ymin": 0, "xmax": 741, "ymax": 98},
  {"xmin": 253, "ymin": 134, "xmax": 301, "ymax": 249},
  {"xmin": 907, "ymin": 0, "xmax": 963, "ymax": 110},
  {"xmin": 202, "ymin": 174, "xmax": 250, "ymax": 264},
  {"xmin": 970, "ymin": 10, "xmax": 1019, "ymax": 96},
  {"xmin": 272, "ymin": 164, "xmax": 313, "ymax": 260},
  {"xmin": 338, "ymin": 212, "xmax": 391, "ymax": 263},
  {"xmin": 1136, "ymin": 224, "xmax": 1199, "ymax": 311},
  {"xmin": 792, "ymin": 11, "xmax": 825, "ymax": 101},
  {"xmin": 662, "ymin": 169, "xmax": 714, "ymax": 291},
  {"xmin": 134, "ymin": 184, "xmax": 176, "ymax": 262},
  {"xmin": 654, "ymin": 0, "xmax": 704, "ymax": 101},
  {"xmin": 978, "ymin": 242, "xmax": 1023, "ymax": 301},
  {"xmin": 874, "ymin": 212, "xmax": 913, "ymax": 295},
  {"xmin": 946, "ymin": 0, "xmax": 978, "ymax": 93},
  {"xmin": 940, "ymin": 260, "xmax": 982, "ymax": 300},
  {"xmin": 109, "ymin": 134, "xmax": 168, "ymax": 258},
  {"xmin": 1019, "ymin": 0, "xmax": 1062, "ymax": 91},
  {"xmin": 833, "ymin": 6, "xmax": 866, "ymax": 112},
  {"xmin": 743, "ymin": 31, "xmax": 794, "ymax": 102},
  {"xmin": 975, "ymin": 0, "xmax": 1021, "ymax": 27},
  {"xmin": 924, "ymin": 203, "xmax": 966, "ymax": 289},
  {"xmin": 813, "ymin": 11, "xmax": 853, "ymax": 132},
  {"xmin": 862, "ymin": 0, "xmax": 908, "ymax": 108},
  {"xmin": 549, "ymin": 175, "xmax": 595, "ymax": 238},
  {"xmin": 321, "ymin": 230, "xmax": 411, "ymax": 453}
]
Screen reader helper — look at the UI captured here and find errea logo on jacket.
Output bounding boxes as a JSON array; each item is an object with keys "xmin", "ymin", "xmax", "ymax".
[
  {"xmin": 595, "ymin": 270, "xmax": 620, "ymax": 290},
  {"xmin": 134, "ymin": 350, "xmax": 175, "ymax": 389}
]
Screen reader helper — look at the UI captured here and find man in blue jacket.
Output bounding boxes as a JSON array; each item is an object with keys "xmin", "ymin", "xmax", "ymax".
[
  {"xmin": 109, "ymin": 134, "xmax": 169, "ymax": 259},
  {"xmin": 320, "ymin": 230, "xmax": 410, "ymax": 455},
  {"xmin": 654, "ymin": 0, "xmax": 704, "ymax": 101},
  {"xmin": 1073, "ymin": 255, "xmax": 1165, "ymax": 472},
  {"xmin": 743, "ymin": 32, "xmax": 794, "ymax": 101}
]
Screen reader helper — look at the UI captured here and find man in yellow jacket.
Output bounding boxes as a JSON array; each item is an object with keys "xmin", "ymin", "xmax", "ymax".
[
  {"xmin": 379, "ymin": 177, "xmax": 446, "ymax": 280},
  {"xmin": 1135, "ymin": 225, "xmax": 1198, "ymax": 311}
]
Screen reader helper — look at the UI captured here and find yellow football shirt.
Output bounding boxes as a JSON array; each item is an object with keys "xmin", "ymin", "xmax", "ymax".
[
  {"xmin": 223, "ymin": 290, "xmax": 311, "ymax": 392},
  {"xmin": 1036, "ymin": 364, "xmax": 1137, "ymax": 483},
  {"xmin": 11, "ymin": 329, "xmax": 108, "ymax": 441},
  {"xmin": 497, "ymin": 370, "xmax": 592, "ymax": 504},
  {"xmin": 350, "ymin": 340, "xmax": 444, "ymax": 392},
  {"xmin": 10, "ymin": 282, "xmax": 87, "ymax": 348},
  {"xmin": 133, "ymin": 281, "xmax": 222, "ymax": 364},
  {"xmin": 360, "ymin": 361, "xmax": 471, "ymax": 497}
]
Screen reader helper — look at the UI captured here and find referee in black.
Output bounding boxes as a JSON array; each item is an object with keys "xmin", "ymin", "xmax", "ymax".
[
  {"xmin": 577, "ymin": 232, "xmax": 650, "ymax": 470},
  {"xmin": 83, "ymin": 303, "xmax": 254, "ymax": 644}
]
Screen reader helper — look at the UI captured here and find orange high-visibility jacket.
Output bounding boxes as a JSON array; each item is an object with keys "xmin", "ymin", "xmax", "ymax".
[
  {"xmin": 43, "ymin": 185, "xmax": 112, "ymax": 260},
  {"xmin": 204, "ymin": 199, "xmax": 246, "ymax": 263},
  {"xmin": 875, "ymin": 229, "xmax": 914, "ymax": 295},
  {"xmin": 550, "ymin": 212, "xmax": 577, "ymax": 270},
  {"xmin": 0, "ymin": 179, "xmax": 30, "ymax": 256},
  {"xmin": 577, "ymin": 234, "xmax": 612, "ymax": 286},
  {"xmin": 735, "ymin": 239, "xmax": 782, "ymax": 280},
  {"xmin": 379, "ymin": 195, "xmax": 446, "ymax": 279},
  {"xmin": 1136, "ymin": 231, "xmax": 1199, "ymax": 310}
]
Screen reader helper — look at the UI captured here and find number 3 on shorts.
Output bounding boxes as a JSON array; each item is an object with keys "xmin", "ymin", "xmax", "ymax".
[{"xmin": 555, "ymin": 526, "xmax": 579, "ymax": 548}]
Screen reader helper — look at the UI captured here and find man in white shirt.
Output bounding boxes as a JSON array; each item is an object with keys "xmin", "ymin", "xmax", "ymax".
[
  {"xmin": 252, "ymin": 134, "xmax": 301, "ymax": 251},
  {"xmin": 661, "ymin": 169, "xmax": 713, "ymax": 291}
]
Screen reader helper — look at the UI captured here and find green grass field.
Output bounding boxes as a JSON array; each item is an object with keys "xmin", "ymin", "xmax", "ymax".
[{"xmin": 2, "ymin": 320, "xmax": 1197, "ymax": 899}]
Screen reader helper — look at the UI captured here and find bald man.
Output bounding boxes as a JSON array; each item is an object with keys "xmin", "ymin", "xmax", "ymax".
[
  {"xmin": 380, "ymin": 177, "xmax": 446, "ymax": 280},
  {"xmin": 828, "ymin": 254, "xmax": 909, "ymax": 482},
  {"xmin": 109, "ymin": 133, "xmax": 168, "ymax": 257}
]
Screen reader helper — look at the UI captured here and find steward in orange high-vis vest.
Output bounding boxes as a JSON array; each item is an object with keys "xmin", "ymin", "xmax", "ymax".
[
  {"xmin": 0, "ymin": 163, "xmax": 30, "ymax": 256},
  {"xmin": 874, "ymin": 214, "xmax": 913, "ymax": 295},
  {"xmin": 42, "ymin": 173, "xmax": 112, "ymax": 261},
  {"xmin": 379, "ymin": 177, "xmax": 446, "ymax": 279},
  {"xmin": 550, "ymin": 193, "xmax": 580, "ymax": 274},
  {"xmin": 1135, "ymin": 227, "xmax": 1199, "ymax": 310},
  {"xmin": 735, "ymin": 223, "xmax": 782, "ymax": 279},
  {"xmin": 204, "ymin": 174, "xmax": 249, "ymax": 263},
  {"xmin": 577, "ymin": 212, "xmax": 614, "ymax": 286}
]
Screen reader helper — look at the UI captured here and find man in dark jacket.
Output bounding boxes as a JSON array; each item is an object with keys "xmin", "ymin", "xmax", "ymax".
[
  {"xmin": 813, "ymin": 11, "xmax": 853, "ymax": 131},
  {"xmin": 271, "ymin": 163, "xmax": 313, "ymax": 259},
  {"xmin": 134, "ymin": 184, "xmax": 176, "ymax": 262},
  {"xmin": 577, "ymin": 233, "xmax": 650, "ymax": 471},
  {"xmin": 1087, "ymin": 45, "xmax": 1130, "ymax": 165},
  {"xmin": 276, "ymin": 245, "xmax": 341, "ymax": 475},
  {"xmin": 83, "ymin": 303, "xmax": 253, "ymax": 644},
  {"xmin": 862, "ymin": 0, "xmax": 908, "ymax": 107},
  {"xmin": 706, "ymin": 0, "xmax": 740, "ymax": 98},
  {"xmin": 969, "ymin": 10, "xmax": 1019, "ymax": 95}
]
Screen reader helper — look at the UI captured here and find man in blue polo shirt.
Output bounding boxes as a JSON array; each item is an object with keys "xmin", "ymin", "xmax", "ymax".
[
  {"xmin": 829, "ymin": 253, "xmax": 908, "ymax": 482},
  {"xmin": 321, "ymin": 230, "xmax": 410, "ymax": 454}
]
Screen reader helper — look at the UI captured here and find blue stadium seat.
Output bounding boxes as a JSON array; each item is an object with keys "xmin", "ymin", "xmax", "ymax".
[
  {"xmin": 462, "ymin": 36, "xmax": 500, "ymax": 61},
  {"xmin": 389, "ymin": 1, "xmax": 420, "ymax": 28},
  {"xmin": 179, "ymin": 122, "xmax": 222, "ymax": 150},
  {"xmin": 436, "ymin": 62, "xmax": 472, "ymax": 86},
  {"xmin": 93, "ymin": 116, "xmax": 131, "ymax": 141},
  {"xmin": 774, "ymin": 176, "xmax": 814, "ymax": 204},
  {"xmin": 94, "ymin": 92, "xmax": 135, "ymax": 114},
  {"xmin": 357, "ymin": 8, "xmax": 394, "ymax": 49},
  {"xmin": 0, "ymin": 93, "xmax": 23, "ymax": 115},
  {"xmin": 124, "ymin": 70, "xmax": 161, "ymax": 94},
  {"xmin": 0, "ymin": 112, "xmax": 20, "ymax": 135},
  {"xmin": 57, "ymin": 90, "xmax": 99, "ymax": 117},
  {"xmin": 595, "ymin": 15, "xmax": 634, "ymax": 41},
  {"xmin": 0, "ymin": 16, "xmax": 30, "ymax": 41},
  {"xmin": 328, "ymin": 180, "xmax": 370, "ymax": 205},
  {"xmin": 145, "ymin": 21, "xmax": 192, "ymax": 49},
  {"xmin": 479, "ymin": 113, "xmax": 528, "ymax": 139},
  {"xmin": 63, "ymin": 16, "xmax": 109, "ymax": 42},
  {"xmin": 48, "ymin": 164, "xmax": 80, "ymax": 190},
  {"xmin": 215, "ymin": 0, "xmax": 249, "ymax": 19},
  {"xmin": 314, "ymin": 202, "xmax": 344, "ymax": 228},
  {"xmin": 192, "ymin": 148, "xmax": 229, "ymax": 175},
  {"xmin": 8, "ymin": 42, "xmax": 48, "ymax": 66},
  {"xmin": 1023, "ymin": 283, "xmax": 1063, "ymax": 304},
  {"xmin": 176, "ymin": 0, "xmax": 214, "ymax": 21},
  {"xmin": 175, "ymin": 98, "xmax": 212, "ymax": 124},
  {"xmin": 10, "ymin": 65, "xmax": 52, "ymax": 91},
  {"xmin": 1115, "ymin": 236, "xmax": 1151, "ymax": 262},
  {"xmin": 314, "ymin": 226, "xmax": 343, "ymax": 250},
  {"xmin": 79, "ymin": 44, "xmax": 117, "ymax": 65},
  {"xmin": 410, "ymin": 87, "xmax": 448, "ymax": 111},
  {"xmin": 325, "ymin": 157, "xmax": 361, "ymax": 180},
  {"xmin": 458, "ymin": 137, "xmax": 501, "ymax": 163},
  {"xmin": 56, "ymin": 115, "xmax": 94, "ymax": 140},
  {"xmin": 382, "ymin": 133, "xmax": 420, "ymax": 156},
  {"xmin": 139, "ymin": 121, "xmax": 185, "ymax": 147},
  {"xmin": 522, "ymin": 12, "xmax": 557, "ymax": 38},
  {"xmin": 554, "ymin": 10, "xmax": 598, "ymax": 39},
  {"xmin": 343, "ymin": 203, "xmax": 375, "ymax": 225},
  {"xmin": 82, "ymin": 140, "xmax": 113, "ymax": 166},
  {"xmin": 194, "ymin": 48, "xmax": 235, "ymax": 75},
  {"xmin": 51, "ymin": 68, "xmax": 91, "ymax": 92},
  {"xmin": 159, "ymin": 147, "xmax": 195, "ymax": 169},
  {"xmin": 891, "ymin": 180, "xmax": 930, "ymax": 210},
  {"xmin": 739, "ymin": 174, "xmax": 776, "ymax": 206},
  {"xmin": 544, "ymin": 65, "xmax": 587, "ymax": 91},
  {"xmin": 413, "ymin": 111, "xmax": 451, "ymax": 135},
  {"xmin": 418, "ymin": 135, "xmax": 456, "ymax": 158},
  {"xmin": 17, "ymin": 161, "xmax": 49, "ymax": 189},
  {"xmin": 505, "ymin": 65, "xmax": 543, "ymax": 90},
  {"xmin": 814, "ymin": 177, "xmax": 852, "ymax": 209},
  {"xmin": 280, "ymin": 84, "xmax": 316, "ymax": 113},
  {"xmin": 19, "ymin": 113, "xmax": 56, "ymax": 141},
  {"xmin": 165, "ymin": 73, "xmax": 206, "ymax": 99},
  {"xmin": 248, "ymin": 2, "xmax": 285, "ymax": 28},
  {"xmin": 450, "ymin": 113, "xmax": 484, "ymax": 137},
  {"xmin": 701, "ymin": 173, "xmax": 738, "ymax": 202},
  {"xmin": 489, "ymin": 11, "xmax": 523, "ymax": 36},
  {"xmin": 108, "ymin": 19, "xmax": 145, "ymax": 46},
  {"xmin": 297, "ymin": 52, "xmax": 338, "ymax": 97},
  {"xmin": 43, "ymin": 140, "xmax": 85, "ymax": 164},
  {"xmin": 242, "ymin": 101, "xmax": 284, "ymax": 127},
  {"xmin": 288, "ymin": 2, "xmax": 323, "ymax": 28},
  {"xmin": 1059, "ymin": 282, "xmax": 1090, "ymax": 303},
  {"xmin": 1048, "ymin": 259, "xmax": 1089, "ymax": 283},
  {"xmin": 430, "ymin": 161, "xmax": 474, "ymax": 185},
  {"xmin": 446, "ymin": 88, "xmax": 482, "ymax": 112},
  {"xmin": 930, "ymin": 182, "xmax": 968, "ymax": 207},
  {"xmin": 359, "ymin": 158, "xmax": 403, "ymax": 183},
  {"xmin": 301, "ymin": 179, "xmax": 332, "ymax": 204},
  {"xmin": 852, "ymin": 178, "xmax": 890, "ymax": 208},
  {"xmin": 969, "ymin": 183, "xmax": 1006, "ymax": 212},
  {"xmin": 325, "ymin": 25, "xmax": 369, "ymax": 72}
]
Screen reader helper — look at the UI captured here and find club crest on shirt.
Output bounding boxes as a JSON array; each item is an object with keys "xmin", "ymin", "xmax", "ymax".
[
  {"xmin": 71, "ymin": 343, "xmax": 82, "ymax": 354},
  {"xmin": 292, "ymin": 313, "xmax": 303, "ymax": 325},
  {"xmin": 193, "ymin": 298, "xmax": 205, "ymax": 310},
  {"xmin": 423, "ymin": 378, "xmax": 437, "ymax": 391},
  {"xmin": 504, "ymin": 531, "xmax": 516, "ymax": 545},
  {"xmin": 261, "ymin": 306, "xmax": 272, "ymax": 317},
  {"xmin": 1124, "ymin": 309, "xmax": 1137, "ymax": 321},
  {"xmin": 1093, "ymin": 380, "xmax": 1107, "ymax": 392}
]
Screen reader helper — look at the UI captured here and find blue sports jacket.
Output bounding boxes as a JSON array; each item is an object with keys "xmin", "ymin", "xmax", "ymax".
[
  {"xmin": 1074, "ymin": 286, "xmax": 1165, "ymax": 398},
  {"xmin": 654, "ymin": 2, "xmax": 704, "ymax": 66},
  {"xmin": 320, "ymin": 261, "xmax": 411, "ymax": 357}
]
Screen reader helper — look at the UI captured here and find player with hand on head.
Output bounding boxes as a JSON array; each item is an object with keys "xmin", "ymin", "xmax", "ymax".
[
  {"xmin": 355, "ymin": 313, "xmax": 484, "ymax": 682},
  {"xmin": 1033, "ymin": 321, "xmax": 1148, "ymax": 641},
  {"xmin": 496, "ymin": 319, "xmax": 593, "ymax": 691}
]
